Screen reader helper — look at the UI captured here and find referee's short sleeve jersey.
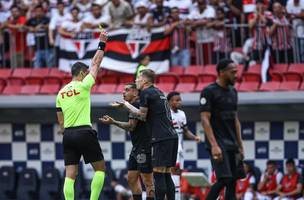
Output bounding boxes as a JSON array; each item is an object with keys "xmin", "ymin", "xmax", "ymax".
[
  {"xmin": 56, "ymin": 73, "xmax": 95, "ymax": 128},
  {"xmin": 199, "ymin": 83, "xmax": 239, "ymax": 150},
  {"xmin": 139, "ymin": 85, "xmax": 177, "ymax": 143}
]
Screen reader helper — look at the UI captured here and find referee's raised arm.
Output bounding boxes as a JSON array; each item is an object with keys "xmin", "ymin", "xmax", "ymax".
[{"xmin": 90, "ymin": 30, "xmax": 108, "ymax": 80}]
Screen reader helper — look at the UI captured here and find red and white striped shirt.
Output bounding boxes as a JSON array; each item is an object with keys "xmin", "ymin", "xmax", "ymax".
[{"xmin": 271, "ymin": 15, "xmax": 292, "ymax": 50}]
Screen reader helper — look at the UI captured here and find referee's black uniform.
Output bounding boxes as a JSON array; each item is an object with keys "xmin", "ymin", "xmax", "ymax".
[{"xmin": 200, "ymin": 82, "xmax": 244, "ymax": 200}]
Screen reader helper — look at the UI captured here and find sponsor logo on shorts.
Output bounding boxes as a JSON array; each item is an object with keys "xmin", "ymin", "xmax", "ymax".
[{"xmin": 136, "ymin": 153, "xmax": 147, "ymax": 164}]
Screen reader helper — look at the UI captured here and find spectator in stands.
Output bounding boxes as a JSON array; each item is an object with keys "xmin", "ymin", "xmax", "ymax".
[
  {"xmin": 165, "ymin": 7, "xmax": 192, "ymax": 67},
  {"xmin": 150, "ymin": 0, "xmax": 170, "ymax": 27},
  {"xmin": 59, "ymin": 7, "xmax": 83, "ymax": 38},
  {"xmin": 4, "ymin": 5, "xmax": 27, "ymax": 68},
  {"xmin": 274, "ymin": 159, "xmax": 303, "ymax": 200},
  {"xmin": 132, "ymin": 1, "xmax": 153, "ymax": 29},
  {"xmin": 48, "ymin": 1, "xmax": 66, "ymax": 47},
  {"xmin": 27, "ymin": 4, "xmax": 55, "ymax": 68},
  {"xmin": 108, "ymin": 0, "xmax": 134, "ymax": 29},
  {"xmin": 207, "ymin": 7, "xmax": 231, "ymax": 64},
  {"xmin": 248, "ymin": 0, "xmax": 273, "ymax": 63},
  {"xmin": 286, "ymin": 0, "xmax": 304, "ymax": 62},
  {"xmin": 82, "ymin": 3, "xmax": 110, "ymax": 30},
  {"xmin": 164, "ymin": 0, "xmax": 193, "ymax": 19},
  {"xmin": 269, "ymin": 2, "xmax": 294, "ymax": 63},
  {"xmin": 244, "ymin": 160, "xmax": 283, "ymax": 200},
  {"xmin": 0, "ymin": 2, "xmax": 10, "ymax": 67},
  {"xmin": 74, "ymin": 0, "xmax": 92, "ymax": 18},
  {"xmin": 188, "ymin": 0, "xmax": 216, "ymax": 65},
  {"xmin": 236, "ymin": 162, "xmax": 256, "ymax": 200}
]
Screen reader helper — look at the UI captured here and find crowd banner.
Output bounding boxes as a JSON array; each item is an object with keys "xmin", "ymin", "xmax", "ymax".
[{"xmin": 58, "ymin": 27, "xmax": 171, "ymax": 74}]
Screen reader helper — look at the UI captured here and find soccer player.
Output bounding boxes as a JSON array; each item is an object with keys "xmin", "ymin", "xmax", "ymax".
[
  {"xmin": 167, "ymin": 91, "xmax": 201, "ymax": 199},
  {"xmin": 56, "ymin": 31, "xmax": 107, "ymax": 200},
  {"xmin": 200, "ymin": 59, "xmax": 245, "ymax": 200},
  {"xmin": 99, "ymin": 83, "xmax": 155, "ymax": 200},
  {"xmin": 112, "ymin": 69, "xmax": 178, "ymax": 200}
]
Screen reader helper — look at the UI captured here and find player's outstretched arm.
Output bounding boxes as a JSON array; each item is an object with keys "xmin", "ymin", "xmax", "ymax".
[
  {"xmin": 90, "ymin": 30, "xmax": 108, "ymax": 80},
  {"xmin": 183, "ymin": 126, "xmax": 201, "ymax": 143},
  {"xmin": 111, "ymin": 101, "xmax": 148, "ymax": 121},
  {"xmin": 99, "ymin": 115, "xmax": 137, "ymax": 131}
]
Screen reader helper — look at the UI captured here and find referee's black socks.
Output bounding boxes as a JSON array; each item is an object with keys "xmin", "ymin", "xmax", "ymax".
[
  {"xmin": 132, "ymin": 194, "xmax": 142, "ymax": 200},
  {"xmin": 206, "ymin": 177, "xmax": 237, "ymax": 200}
]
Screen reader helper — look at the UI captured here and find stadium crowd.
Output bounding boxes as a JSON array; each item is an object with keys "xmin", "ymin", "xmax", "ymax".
[{"xmin": 0, "ymin": 0, "xmax": 303, "ymax": 69}]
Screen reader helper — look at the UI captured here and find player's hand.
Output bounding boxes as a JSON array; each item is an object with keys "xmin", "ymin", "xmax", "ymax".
[
  {"xmin": 110, "ymin": 101, "xmax": 125, "ymax": 108},
  {"xmin": 211, "ymin": 145, "xmax": 223, "ymax": 162},
  {"xmin": 99, "ymin": 30, "xmax": 108, "ymax": 43},
  {"xmin": 99, "ymin": 115, "xmax": 114, "ymax": 124},
  {"xmin": 194, "ymin": 136, "xmax": 201, "ymax": 143}
]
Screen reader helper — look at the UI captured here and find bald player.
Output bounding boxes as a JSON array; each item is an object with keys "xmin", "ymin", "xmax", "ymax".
[{"xmin": 56, "ymin": 31, "xmax": 107, "ymax": 200}]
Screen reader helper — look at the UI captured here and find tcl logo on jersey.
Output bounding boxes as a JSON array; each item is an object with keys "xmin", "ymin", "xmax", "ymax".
[{"xmin": 60, "ymin": 89, "xmax": 80, "ymax": 99}]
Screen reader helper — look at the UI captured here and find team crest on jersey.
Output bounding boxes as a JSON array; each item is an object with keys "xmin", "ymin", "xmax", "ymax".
[{"xmin": 126, "ymin": 29, "xmax": 151, "ymax": 59}]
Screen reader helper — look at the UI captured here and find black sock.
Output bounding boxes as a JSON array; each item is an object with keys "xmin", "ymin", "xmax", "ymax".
[
  {"xmin": 133, "ymin": 194, "xmax": 142, "ymax": 200},
  {"xmin": 205, "ymin": 178, "xmax": 226, "ymax": 200},
  {"xmin": 146, "ymin": 197, "xmax": 155, "ymax": 200},
  {"xmin": 153, "ymin": 172, "xmax": 166, "ymax": 200},
  {"xmin": 164, "ymin": 173, "xmax": 175, "ymax": 200}
]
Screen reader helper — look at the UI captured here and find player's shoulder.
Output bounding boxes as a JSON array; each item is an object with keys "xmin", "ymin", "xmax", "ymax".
[
  {"xmin": 177, "ymin": 109, "xmax": 186, "ymax": 116},
  {"xmin": 132, "ymin": 100, "xmax": 141, "ymax": 108},
  {"xmin": 201, "ymin": 82, "xmax": 218, "ymax": 93}
]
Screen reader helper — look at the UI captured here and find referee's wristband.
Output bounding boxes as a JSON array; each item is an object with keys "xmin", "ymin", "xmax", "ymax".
[{"xmin": 98, "ymin": 42, "xmax": 106, "ymax": 51}]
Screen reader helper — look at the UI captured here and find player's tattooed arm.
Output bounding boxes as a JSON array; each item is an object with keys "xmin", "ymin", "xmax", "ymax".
[
  {"xmin": 99, "ymin": 115, "xmax": 137, "ymax": 131},
  {"xmin": 90, "ymin": 31, "xmax": 107, "ymax": 79},
  {"xmin": 124, "ymin": 101, "xmax": 148, "ymax": 121}
]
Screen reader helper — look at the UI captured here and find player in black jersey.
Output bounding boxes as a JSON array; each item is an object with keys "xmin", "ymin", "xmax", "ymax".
[
  {"xmin": 99, "ymin": 83, "xmax": 154, "ymax": 200},
  {"xmin": 113, "ymin": 69, "xmax": 178, "ymax": 200},
  {"xmin": 200, "ymin": 59, "xmax": 245, "ymax": 200}
]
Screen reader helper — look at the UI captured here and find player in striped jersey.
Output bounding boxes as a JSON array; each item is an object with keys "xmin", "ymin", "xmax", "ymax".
[{"xmin": 167, "ymin": 91, "xmax": 201, "ymax": 200}]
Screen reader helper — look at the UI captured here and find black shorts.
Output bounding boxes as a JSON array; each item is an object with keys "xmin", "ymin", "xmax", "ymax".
[
  {"xmin": 152, "ymin": 138, "xmax": 178, "ymax": 168},
  {"xmin": 63, "ymin": 126, "xmax": 104, "ymax": 166},
  {"xmin": 210, "ymin": 149, "xmax": 244, "ymax": 180},
  {"xmin": 128, "ymin": 148, "xmax": 152, "ymax": 174}
]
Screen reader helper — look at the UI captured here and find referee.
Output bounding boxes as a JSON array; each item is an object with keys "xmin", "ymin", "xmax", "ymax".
[
  {"xmin": 56, "ymin": 31, "xmax": 107, "ymax": 200},
  {"xmin": 200, "ymin": 59, "xmax": 245, "ymax": 200},
  {"xmin": 112, "ymin": 69, "xmax": 178, "ymax": 200}
]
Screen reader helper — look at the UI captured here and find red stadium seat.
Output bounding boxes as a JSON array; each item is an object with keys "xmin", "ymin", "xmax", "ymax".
[
  {"xmin": 300, "ymin": 82, "xmax": 304, "ymax": 90},
  {"xmin": 178, "ymin": 75, "xmax": 198, "ymax": 84},
  {"xmin": 270, "ymin": 64, "xmax": 288, "ymax": 81},
  {"xmin": 20, "ymin": 85, "xmax": 40, "ymax": 95},
  {"xmin": 95, "ymin": 84, "xmax": 117, "ymax": 94},
  {"xmin": 242, "ymin": 73, "xmax": 262, "ymax": 82},
  {"xmin": 98, "ymin": 75, "xmax": 119, "ymax": 84},
  {"xmin": 44, "ymin": 68, "xmax": 67, "ymax": 85},
  {"xmin": 184, "ymin": 66, "xmax": 204, "ymax": 75},
  {"xmin": 194, "ymin": 82, "xmax": 211, "ymax": 92},
  {"xmin": 156, "ymin": 83, "xmax": 176, "ymax": 93},
  {"xmin": 115, "ymin": 84, "xmax": 125, "ymax": 93},
  {"xmin": 278, "ymin": 81, "xmax": 300, "ymax": 91},
  {"xmin": 259, "ymin": 81, "xmax": 281, "ymax": 91},
  {"xmin": 238, "ymin": 82, "xmax": 260, "ymax": 92},
  {"xmin": 170, "ymin": 66, "xmax": 184, "ymax": 75},
  {"xmin": 203, "ymin": 65, "xmax": 217, "ymax": 75},
  {"xmin": 247, "ymin": 64, "xmax": 261, "ymax": 73},
  {"xmin": 0, "ymin": 69, "xmax": 13, "ymax": 79},
  {"xmin": 2, "ymin": 85, "xmax": 22, "ymax": 95},
  {"xmin": 26, "ymin": 68, "xmax": 50, "ymax": 85},
  {"xmin": 6, "ymin": 68, "xmax": 31, "ymax": 85},
  {"xmin": 119, "ymin": 75, "xmax": 134, "ymax": 84},
  {"xmin": 234, "ymin": 82, "xmax": 240, "ymax": 90},
  {"xmin": 237, "ymin": 65, "xmax": 244, "ymax": 81},
  {"xmin": 198, "ymin": 74, "xmax": 216, "ymax": 83},
  {"xmin": 175, "ymin": 83, "xmax": 196, "ymax": 93},
  {"xmin": 39, "ymin": 84, "xmax": 61, "ymax": 94},
  {"xmin": 157, "ymin": 73, "xmax": 179, "ymax": 84},
  {"xmin": 283, "ymin": 72, "xmax": 303, "ymax": 82}
]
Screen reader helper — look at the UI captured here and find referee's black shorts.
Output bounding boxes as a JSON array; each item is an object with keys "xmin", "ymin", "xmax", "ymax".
[
  {"xmin": 210, "ymin": 149, "xmax": 244, "ymax": 180},
  {"xmin": 152, "ymin": 138, "xmax": 178, "ymax": 168},
  {"xmin": 63, "ymin": 126, "xmax": 104, "ymax": 166}
]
